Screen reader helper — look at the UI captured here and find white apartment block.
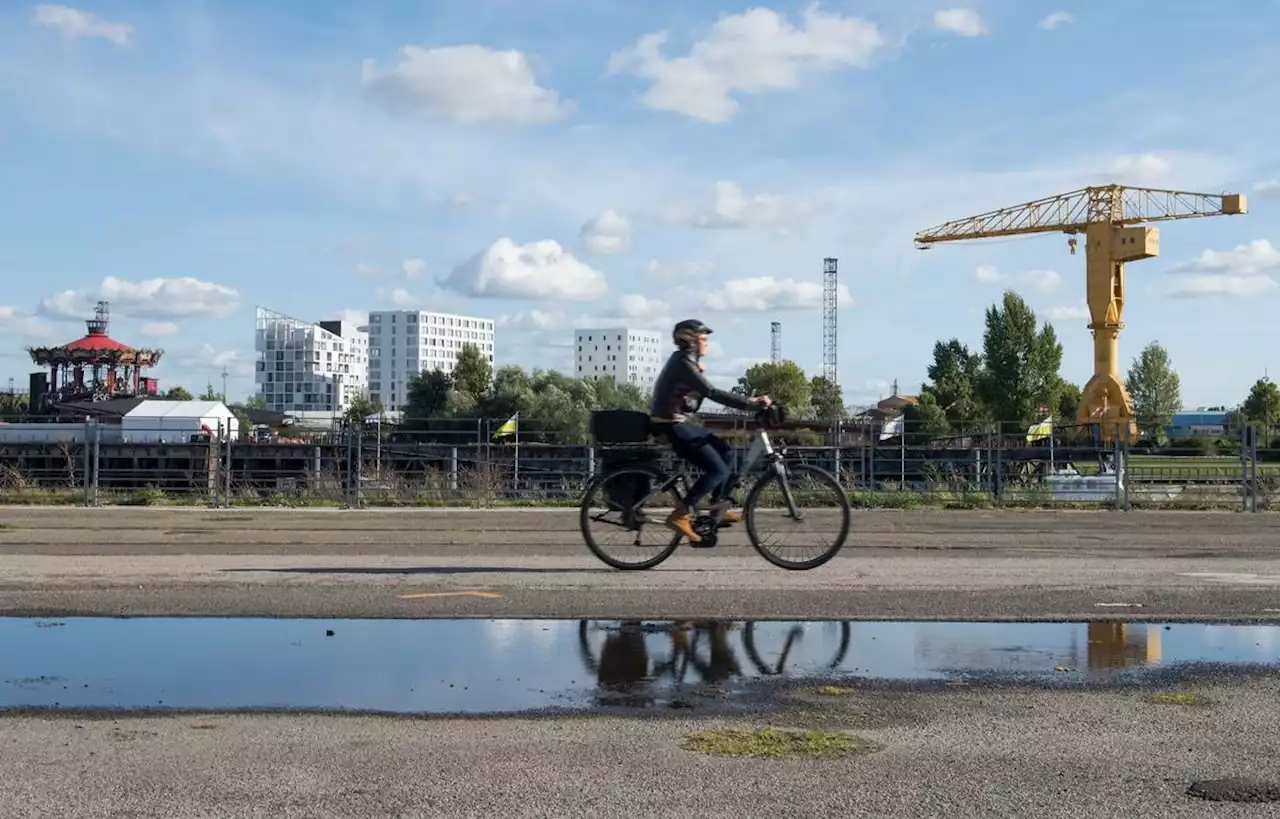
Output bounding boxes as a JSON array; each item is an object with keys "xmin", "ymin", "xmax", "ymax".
[
  {"xmin": 574, "ymin": 327, "xmax": 665, "ymax": 393},
  {"xmin": 367, "ymin": 310, "xmax": 495, "ymax": 412},
  {"xmin": 254, "ymin": 306, "xmax": 369, "ymax": 416}
]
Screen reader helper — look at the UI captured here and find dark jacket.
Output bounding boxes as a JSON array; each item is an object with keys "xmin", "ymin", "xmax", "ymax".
[{"xmin": 649, "ymin": 349, "xmax": 754, "ymax": 421}]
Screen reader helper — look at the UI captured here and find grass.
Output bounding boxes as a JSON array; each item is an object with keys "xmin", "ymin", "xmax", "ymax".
[{"xmin": 680, "ymin": 727, "xmax": 877, "ymax": 759}]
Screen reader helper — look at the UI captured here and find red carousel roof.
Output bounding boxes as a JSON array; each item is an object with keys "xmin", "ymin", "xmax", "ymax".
[{"xmin": 60, "ymin": 330, "xmax": 133, "ymax": 353}]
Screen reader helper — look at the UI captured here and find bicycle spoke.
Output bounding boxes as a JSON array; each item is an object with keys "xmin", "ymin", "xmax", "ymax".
[{"xmin": 746, "ymin": 464, "xmax": 850, "ymax": 570}]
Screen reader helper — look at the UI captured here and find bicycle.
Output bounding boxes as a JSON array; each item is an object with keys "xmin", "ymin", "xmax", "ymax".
[{"xmin": 578, "ymin": 405, "xmax": 851, "ymax": 570}]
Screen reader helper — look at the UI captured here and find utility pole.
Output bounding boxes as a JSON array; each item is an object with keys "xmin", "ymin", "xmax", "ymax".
[{"xmin": 221, "ymin": 366, "xmax": 228, "ymax": 402}]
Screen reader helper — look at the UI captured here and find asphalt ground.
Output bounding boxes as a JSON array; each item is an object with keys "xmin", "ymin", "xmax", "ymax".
[
  {"xmin": 4, "ymin": 506, "xmax": 1280, "ymax": 817},
  {"xmin": 1, "ymin": 506, "xmax": 1278, "ymax": 620},
  {"xmin": 4, "ymin": 673, "xmax": 1280, "ymax": 818}
]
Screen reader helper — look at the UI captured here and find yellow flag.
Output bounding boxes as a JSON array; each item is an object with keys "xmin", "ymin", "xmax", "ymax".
[
  {"xmin": 1026, "ymin": 415, "xmax": 1052, "ymax": 443},
  {"xmin": 493, "ymin": 412, "xmax": 518, "ymax": 439}
]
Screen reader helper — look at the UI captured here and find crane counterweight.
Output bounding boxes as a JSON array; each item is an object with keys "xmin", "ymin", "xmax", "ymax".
[{"xmin": 915, "ymin": 184, "xmax": 1247, "ymax": 442}]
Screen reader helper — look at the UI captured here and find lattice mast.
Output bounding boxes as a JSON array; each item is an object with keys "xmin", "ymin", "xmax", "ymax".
[
  {"xmin": 822, "ymin": 258, "xmax": 838, "ymax": 384},
  {"xmin": 770, "ymin": 321, "xmax": 781, "ymax": 363}
]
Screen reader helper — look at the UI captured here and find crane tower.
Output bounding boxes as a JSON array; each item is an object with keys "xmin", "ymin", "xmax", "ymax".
[
  {"xmin": 770, "ymin": 321, "xmax": 781, "ymax": 363},
  {"xmin": 914, "ymin": 185, "xmax": 1246, "ymax": 441},
  {"xmin": 822, "ymin": 257, "xmax": 837, "ymax": 384}
]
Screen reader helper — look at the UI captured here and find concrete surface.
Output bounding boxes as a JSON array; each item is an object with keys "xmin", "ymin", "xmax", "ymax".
[
  {"xmin": 2, "ymin": 506, "xmax": 1279, "ymax": 620},
  {"xmin": 4, "ymin": 674, "xmax": 1280, "ymax": 818}
]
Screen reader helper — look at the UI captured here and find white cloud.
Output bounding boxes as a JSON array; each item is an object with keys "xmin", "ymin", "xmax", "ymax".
[
  {"xmin": 1254, "ymin": 179, "xmax": 1280, "ymax": 199},
  {"xmin": 972, "ymin": 265, "xmax": 1062, "ymax": 293},
  {"xmin": 360, "ymin": 45, "xmax": 570, "ymax": 124},
  {"xmin": 579, "ymin": 208, "xmax": 632, "ymax": 255},
  {"xmin": 697, "ymin": 276, "xmax": 854, "ymax": 312},
  {"xmin": 1104, "ymin": 153, "xmax": 1172, "ymax": 186},
  {"xmin": 440, "ymin": 238, "xmax": 608, "ymax": 300},
  {"xmin": 1038, "ymin": 11, "xmax": 1075, "ymax": 30},
  {"xmin": 0, "ymin": 306, "xmax": 54, "ymax": 339},
  {"xmin": 30, "ymin": 4, "xmax": 132, "ymax": 47},
  {"xmin": 662, "ymin": 181, "xmax": 813, "ymax": 234},
  {"xmin": 1046, "ymin": 304, "xmax": 1090, "ymax": 322},
  {"xmin": 647, "ymin": 259, "xmax": 714, "ymax": 281},
  {"xmin": 325, "ymin": 309, "xmax": 369, "ymax": 329},
  {"xmin": 933, "ymin": 9, "xmax": 987, "ymax": 37},
  {"xmin": 356, "ymin": 262, "xmax": 378, "ymax": 277},
  {"xmin": 138, "ymin": 321, "xmax": 179, "ymax": 338},
  {"xmin": 377, "ymin": 287, "xmax": 418, "ymax": 307},
  {"xmin": 496, "ymin": 309, "xmax": 569, "ymax": 332},
  {"xmin": 174, "ymin": 343, "xmax": 254, "ymax": 379},
  {"xmin": 38, "ymin": 276, "xmax": 241, "ymax": 321},
  {"xmin": 607, "ymin": 4, "xmax": 884, "ymax": 123},
  {"xmin": 401, "ymin": 258, "xmax": 427, "ymax": 278},
  {"xmin": 1166, "ymin": 239, "xmax": 1280, "ymax": 299}
]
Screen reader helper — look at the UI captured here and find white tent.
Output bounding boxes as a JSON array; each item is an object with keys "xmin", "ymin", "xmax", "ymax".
[{"xmin": 121, "ymin": 400, "xmax": 239, "ymax": 443}]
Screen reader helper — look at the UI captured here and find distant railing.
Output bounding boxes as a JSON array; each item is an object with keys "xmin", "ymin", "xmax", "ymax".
[{"xmin": 0, "ymin": 415, "xmax": 1275, "ymax": 511}]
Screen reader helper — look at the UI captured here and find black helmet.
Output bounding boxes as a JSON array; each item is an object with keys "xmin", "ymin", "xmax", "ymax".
[{"xmin": 673, "ymin": 319, "xmax": 712, "ymax": 348}]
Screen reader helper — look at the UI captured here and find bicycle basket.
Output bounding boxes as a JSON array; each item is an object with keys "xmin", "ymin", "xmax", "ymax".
[{"xmin": 589, "ymin": 409, "xmax": 653, "ymax": 444}]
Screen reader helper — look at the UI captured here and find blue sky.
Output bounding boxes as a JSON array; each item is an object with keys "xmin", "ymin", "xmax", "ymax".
[{"xmin": 0, "ymin": 1, "xmax": 1277, "ymax": 409}]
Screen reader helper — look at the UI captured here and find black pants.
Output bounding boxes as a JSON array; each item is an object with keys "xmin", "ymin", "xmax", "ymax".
[{"xmin": 664, "ymin": 422, "xmax": 734, "ymax": 510}]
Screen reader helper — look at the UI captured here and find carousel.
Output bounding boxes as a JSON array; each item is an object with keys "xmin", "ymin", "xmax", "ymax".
[{"xmin": 26, "ymin": 301, "xmax": 163, "ymax": 407}]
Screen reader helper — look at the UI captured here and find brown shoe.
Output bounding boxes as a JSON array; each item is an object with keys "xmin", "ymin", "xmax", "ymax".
[
  {"xmin": 665, "ymin": 506, "xmax": 701, "ymax": 542},
  {"xmin": 719, "ymin": 509, "xmax": 742, "ymax": 524}
]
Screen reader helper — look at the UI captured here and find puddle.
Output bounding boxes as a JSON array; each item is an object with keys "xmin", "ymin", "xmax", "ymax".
[{"xmin": 1, "ymin": 618, "xmax": 1278, "ymax": 715}]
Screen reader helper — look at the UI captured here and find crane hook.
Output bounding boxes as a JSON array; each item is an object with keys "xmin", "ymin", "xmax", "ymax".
[{"xmin": 1067, "ymin": 236, "xmax": 1078, "ymax": 256}]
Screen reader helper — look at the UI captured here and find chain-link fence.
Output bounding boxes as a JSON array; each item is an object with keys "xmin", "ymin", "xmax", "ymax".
[{"xmin": 0, "ymin": 415, "xmax": 1276, "ymax": 511}]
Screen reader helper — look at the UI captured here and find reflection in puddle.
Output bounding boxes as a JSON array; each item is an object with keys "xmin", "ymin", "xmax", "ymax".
[{"xmin": 1, "ymin": 618, "xmax": 1277, "ymax": 714}]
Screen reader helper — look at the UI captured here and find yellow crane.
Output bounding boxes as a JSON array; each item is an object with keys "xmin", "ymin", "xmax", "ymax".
[{"xmin": 914, "ymin": 184, "xmax": 1248, "ymax": 441}]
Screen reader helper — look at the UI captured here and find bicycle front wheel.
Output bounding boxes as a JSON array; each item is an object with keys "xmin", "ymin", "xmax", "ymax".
[{"xmin": 744, "ymin": 463, "xmax": 850, "ymax": 570}]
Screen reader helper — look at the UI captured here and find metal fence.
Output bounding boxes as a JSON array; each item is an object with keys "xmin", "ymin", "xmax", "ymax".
[{"xmin": 0, "ymin": 416, "xmax": 1276, "ymax": 511}]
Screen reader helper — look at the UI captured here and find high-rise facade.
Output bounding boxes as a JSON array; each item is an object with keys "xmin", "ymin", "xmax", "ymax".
[
  {"xmin": 573, "ymin": 327, "xmax": 665, "ymax": 393},
  {"xmin": 368, "ymin": 310, "xmax": 495, "ymax": 412},
  {"xmin": 253, "ymin": 307, "xmax": 369, "ymax": 416}
]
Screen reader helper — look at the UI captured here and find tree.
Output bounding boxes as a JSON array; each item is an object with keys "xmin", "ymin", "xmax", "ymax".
[
  {"xmin": 245, "ymin": 395, "xmax": 268, "ymax": 410},
  {"xmin": 922, "ymin": 339, "xmax": 985, "ymax": 426},
  {"xmin": 342, "ymin": 394, "xmax": 382, "ymax": 428},
  {"xmin": 976, "ymin": 290, "xmax": 1065, "ymax": 431},
  {"xmin": 403, "ymin": 369, "xmax": 452, "ymax": 425},
  {"xmin": 1124, "ymin": 341, "xmax": 1182, "ymax": 440},
  {"xmin": 902, "ymin": 392, "xmax": 951, "ymax": 445},
  {"xmin": 809, "ymin": 376, "xmax": 845, "ymax": 420},
  {"xmin": 1057, "ymin": 382, "xmax": 1082, "ymax": 422},
  {"xmin": 199, "ymin": 384, "xmax": 220, "ymax": 401},
  {"xmin": 1242, "ymin": 378, "xmax": 1280, "ymax": 429},
  {"xmin": 452, "ymin": 343, "xmax": 492, "ymax": 400},
  {"xmin": 737, "ymin": 361, "xmax": 811, "ymax": 413},
  {"xmin": 164, "ymin": 386, "xmax": 193, "ymax": 401}
]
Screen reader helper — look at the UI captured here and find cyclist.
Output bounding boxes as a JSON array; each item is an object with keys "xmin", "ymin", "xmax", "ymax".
[{"xmin": 650, "ymin": 319, "xmax": 771, "ymax": 543}]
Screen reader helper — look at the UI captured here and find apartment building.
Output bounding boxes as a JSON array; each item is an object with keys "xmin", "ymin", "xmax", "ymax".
[
  {"xmin": 367, "ymin": 310, "xmax": 495, "ymax": 411},
  {"xmin": 574, "ymin": 327, "xmax": 665, "ymax": 393},
  {"xmin": 253, "ymin": 306, "xmax": 369, "ymax": 416}
]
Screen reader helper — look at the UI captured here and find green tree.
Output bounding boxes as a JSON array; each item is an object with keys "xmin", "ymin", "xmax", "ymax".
[
  {"xmin": 902, "ymin": 392, "xmax": 951, "ymax": 445},
  {"xmin": 976, "ymin": 290, "xmax": 1065, "ymax": 431},
  {"xmin": 1057, "ymin": 382, "xmax": 1082, "ymax": 421},
  {"xmin": 922, "ymin": 339, "xmax": 985, "ymax": 426},
  {"xmin": 452, "ymin": 343, "xmax": 493, "ymax": 399},
  {"xmin": 737, "ymin": 361, "xmax": 811, "ymax": 413},
  {"xmin": 199, "ymin": 383, "xmax": 220, "ymax": 401},
  {"xmin": 1124, "ymin": 341, "xmax": 1182, "ymax": 440},
  {"xmin": 164, "ymin": 386, "xmax": 193, "ymax": 401},
  {"xmin": 1242, "ymin": 378, "xmax": 1280, "ymax": 429},
  {"xmin": 403, "ymin": 369, "xmax": 452, "ymax": 426},
  {"xmin": 809, "ymin": 376, "xmax": 845, "ymax": 420},
  {"xmin": 245, "ymin": 395, "xmax": 268, "ymax": 410},
  {"xmin": 342, "ymin": 394, "xmax": 382, "ymax": 428}
]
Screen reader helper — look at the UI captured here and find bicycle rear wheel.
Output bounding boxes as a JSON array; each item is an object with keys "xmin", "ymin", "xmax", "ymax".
[
  {"xmin": 744, "ymin": 463, "xmax": 850, "ymax": 570},
  {"xmin": 580, "ymin": 467, "xmax": 682, "ymax": 570}
]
